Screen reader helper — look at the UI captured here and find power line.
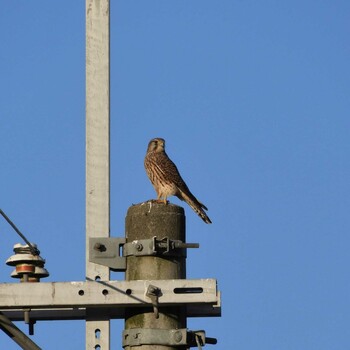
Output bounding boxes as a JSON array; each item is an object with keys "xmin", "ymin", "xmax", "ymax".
[{"xmin": 0, "ymin": 209, "xmax": 40, "ymax": 256}]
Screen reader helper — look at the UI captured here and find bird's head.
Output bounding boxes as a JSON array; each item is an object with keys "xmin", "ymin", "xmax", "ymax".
[{"xmin": 147, "ymin": 138, "xmax": 165, "ymax": 153}]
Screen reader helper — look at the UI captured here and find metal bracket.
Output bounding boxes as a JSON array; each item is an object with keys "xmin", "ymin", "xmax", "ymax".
[
  {"xmin": 187, "ymin": 330, "xmax": 218, "ymax": 349},
  {"xmin": 89, "ymin": 238, "xmax": 126, "ymax": 271},
  {"xmin": 145, "ymin": 284, "xmax": 162, "ymax": 319},
  {"xmin": 122, "ymin": 328, "xmax": 217, "ymax": 348},
  {"xmin": 124, "ymin": 236, "xmax": 199, "ymax": 257},
  {"xmin": 89, "ymin": 236, "xmax": 199, "ymax": 270}
]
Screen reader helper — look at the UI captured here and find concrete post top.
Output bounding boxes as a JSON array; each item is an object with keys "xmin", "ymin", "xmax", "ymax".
[{"xmin": 127, "ymin": 201, "xmax": 185, "ymax": 217}]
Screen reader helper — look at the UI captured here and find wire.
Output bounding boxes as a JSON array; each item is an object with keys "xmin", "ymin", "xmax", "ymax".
[{"xmin": 0, "ymin": 209, "xmax": 40, "ymax": 256}]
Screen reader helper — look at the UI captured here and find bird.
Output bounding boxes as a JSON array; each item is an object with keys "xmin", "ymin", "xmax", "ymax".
[{"xmin": 144, "ymin": 137, "xmax": 212, "ymax": 224}]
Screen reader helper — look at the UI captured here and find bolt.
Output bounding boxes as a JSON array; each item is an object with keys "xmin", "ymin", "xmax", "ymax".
[
  {"xmin": 148, "ymin": 286, "xmax": 156, "ymax": 293},
  {"xmin": 135, "ymin": 243, "xmax": 143, "ymax": 251},
  {"xmin": 173, "ymin": 330, "xmax": 183, "ymax": 343},
  {"xmin": 150, "ymin": 286, "xmax": 160, "ymax": 294},
  {"xmin": 94, "ymin": 243, "xmax": 106, "ymax": 252}
]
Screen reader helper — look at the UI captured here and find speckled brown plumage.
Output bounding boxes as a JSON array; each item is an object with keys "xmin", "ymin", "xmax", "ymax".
[{"xmin": 144, "ymin": 138, "xmax": 211, "ymax": 224}]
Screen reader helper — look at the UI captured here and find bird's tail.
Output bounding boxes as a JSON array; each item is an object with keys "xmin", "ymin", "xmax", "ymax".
[{"xmin": 179, "ymin": 189, "xmax": 212, "ymax": 224}]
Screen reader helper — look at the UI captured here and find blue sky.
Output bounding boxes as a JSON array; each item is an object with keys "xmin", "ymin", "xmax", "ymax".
[{"xmin": 1, "ymin": 1, "xmax": 350, "ymax": 349}]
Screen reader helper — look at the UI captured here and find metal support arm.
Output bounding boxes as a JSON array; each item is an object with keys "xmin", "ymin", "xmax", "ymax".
[{"xmin": 0, "ymin": 279, "xmax": 221, "ymax": 321}]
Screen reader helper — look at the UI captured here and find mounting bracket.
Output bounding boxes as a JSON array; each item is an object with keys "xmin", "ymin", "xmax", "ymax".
[
  {"xmin": 122, "ymin": 328, "xmax": 217, "ymax": 348},
  {"xmin": 124, "ymin": 236, "xmax": 199, "ymax": 257},
  {"xmin": 89, "ymin": 237, "xmax": 126, "ymax": 271},
  {"xmin": 89, "ymin": 236, "xmax": 199, "ymax": 271}
]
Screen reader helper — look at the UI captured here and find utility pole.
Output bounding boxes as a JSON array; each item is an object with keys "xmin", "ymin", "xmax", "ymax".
[
  {"xmin": 124, "ymin": 203, "xmax": 187, "ymax": 350},
  {"xmin": 86, "ymin": 0, "xmax": 110, "ymax": 349}
]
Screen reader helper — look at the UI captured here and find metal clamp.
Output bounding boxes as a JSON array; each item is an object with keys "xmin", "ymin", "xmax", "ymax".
[
  {"xmin": 90, "ymin": 236, "xmax": 199, "ymax": 270},
  {"xmin": 123, "ymin": 236, "xmax": 199, "ymax": 257},
  {"xmin": 122, "ymin": 328, "xmax": 217, "ymax": 348}
]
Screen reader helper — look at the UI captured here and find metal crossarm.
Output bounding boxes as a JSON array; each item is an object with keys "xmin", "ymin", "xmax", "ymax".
[{"xmin": 0, "ymin": 279, "xmax": 221, "ymax": 321}]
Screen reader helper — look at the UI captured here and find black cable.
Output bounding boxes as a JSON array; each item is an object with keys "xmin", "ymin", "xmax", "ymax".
[{"xmin": 0, "ymin": 209, "xmax": 40, "ymax": 256}]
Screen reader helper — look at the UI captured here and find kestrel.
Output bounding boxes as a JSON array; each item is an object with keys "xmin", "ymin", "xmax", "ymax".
[{"xmin": 144, "ymin": 137, "xmax": 212, "ymax": 224}]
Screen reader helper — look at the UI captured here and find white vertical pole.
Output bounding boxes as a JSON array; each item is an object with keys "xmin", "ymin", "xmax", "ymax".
[{"xmin": 86, "ymin": 0, "xmax": 110, "ymax": 349}]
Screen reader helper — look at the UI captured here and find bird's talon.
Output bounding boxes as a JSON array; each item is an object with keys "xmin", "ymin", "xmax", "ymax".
[{"xmin": 154, "ymin": 199, "xmax": 168, "ymax": 205}]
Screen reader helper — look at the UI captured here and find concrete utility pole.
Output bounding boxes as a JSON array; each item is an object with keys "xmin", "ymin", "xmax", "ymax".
[
  {"xmin": 86, "ymin": 0, "xmax": 110, "ymax": 349},
  {"xmin": 124, "ymin": 203, "xmax": 187, "ymax": 350}
]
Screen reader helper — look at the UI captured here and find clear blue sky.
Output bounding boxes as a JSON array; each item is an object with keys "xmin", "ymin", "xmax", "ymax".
[{"xmin": 1, "ymin": 1, "xmax": 349, "ymax": 349}]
